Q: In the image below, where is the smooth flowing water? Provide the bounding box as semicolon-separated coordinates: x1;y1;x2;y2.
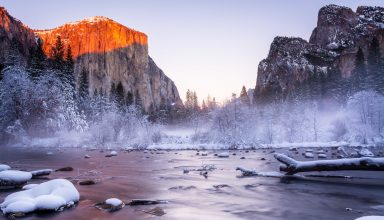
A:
0;146;384;220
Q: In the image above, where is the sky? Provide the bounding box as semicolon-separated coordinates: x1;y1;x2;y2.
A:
1;0;383;103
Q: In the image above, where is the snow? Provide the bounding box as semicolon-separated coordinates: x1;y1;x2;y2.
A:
304;152;314;158
217;152;230;158
30;169;53;177
318;153;327;159
359;148;374;157
275;153;384;172
236;167;283;177
0;165;11;172
0;179;79;214
355;216;384;220
0;170;32;184
22;184;38;190
105;198;123;207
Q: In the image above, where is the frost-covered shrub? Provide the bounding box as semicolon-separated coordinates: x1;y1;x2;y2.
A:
198;94;384;147
0;66;87;142
86;104;162;149
345;90;384;144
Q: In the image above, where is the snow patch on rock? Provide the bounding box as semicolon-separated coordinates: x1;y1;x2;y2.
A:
0;165;11;172
0;179;79;214
105;198;123;207
0;170;32;184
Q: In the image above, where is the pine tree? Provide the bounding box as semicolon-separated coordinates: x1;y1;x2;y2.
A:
239;86;250;105
110;82;116;102
93;88;98;97
28;38;46;79
367;37;382;92
352;47;366;92
126;91;134;106
201;100;208;113
51;35;65;71
192;91;199;111
185;89;192;109
77;68;90;117
0;63;4;77
63;44;75;87
115;81;125;108
78;68;89;99
135;89;142;108
4;38;23;67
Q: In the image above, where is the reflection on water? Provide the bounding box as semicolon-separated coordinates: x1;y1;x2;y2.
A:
0;146;384;220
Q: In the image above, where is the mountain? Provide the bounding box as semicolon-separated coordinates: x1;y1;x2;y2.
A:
254;5;384;103
0;7;36;68
0;8;182;112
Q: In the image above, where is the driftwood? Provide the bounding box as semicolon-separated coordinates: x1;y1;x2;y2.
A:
274;153;384;175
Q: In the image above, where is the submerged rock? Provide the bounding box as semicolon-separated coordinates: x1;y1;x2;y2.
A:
142;207;166;216
128;199;168;206
105;151;118;157
78;180;96;185
105;198;125;211
56;167;74;172
213;184;230;189
169;185;196;191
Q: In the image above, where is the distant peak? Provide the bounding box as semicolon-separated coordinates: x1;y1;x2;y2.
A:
82;16;112;23
65;16;114;26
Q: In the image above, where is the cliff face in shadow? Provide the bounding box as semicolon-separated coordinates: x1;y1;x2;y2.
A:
0;7;36;69
255;5;384;103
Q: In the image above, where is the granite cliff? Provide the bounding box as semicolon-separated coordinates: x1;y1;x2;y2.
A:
0;7;36;68
255;5;384;103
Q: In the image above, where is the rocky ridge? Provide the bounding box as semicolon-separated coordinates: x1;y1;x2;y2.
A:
255;5;384;102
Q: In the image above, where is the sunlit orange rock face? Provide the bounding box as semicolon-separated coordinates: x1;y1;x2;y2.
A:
35;16;148;58
34;16;182;112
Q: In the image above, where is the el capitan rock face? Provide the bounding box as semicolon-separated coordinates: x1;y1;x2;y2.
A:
255;5;384;103
35;16;182;112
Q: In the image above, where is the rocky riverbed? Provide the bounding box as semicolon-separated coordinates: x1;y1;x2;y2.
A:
0;146;384;219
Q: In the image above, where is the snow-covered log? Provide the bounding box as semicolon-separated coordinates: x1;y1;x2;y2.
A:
274;153;384;175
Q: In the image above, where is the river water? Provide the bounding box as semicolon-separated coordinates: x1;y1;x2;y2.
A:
0;146;383;220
